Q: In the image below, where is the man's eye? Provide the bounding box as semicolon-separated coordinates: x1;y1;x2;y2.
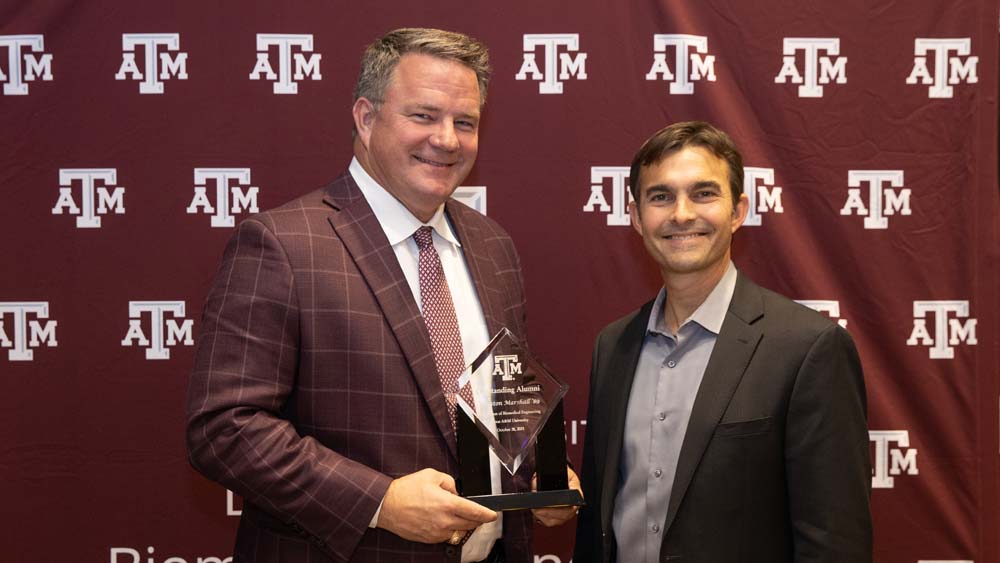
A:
456;120;476;130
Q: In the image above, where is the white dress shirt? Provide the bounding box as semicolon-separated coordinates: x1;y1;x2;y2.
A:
350;158;503;562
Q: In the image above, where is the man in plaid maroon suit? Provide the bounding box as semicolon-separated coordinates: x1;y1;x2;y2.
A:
186;28;578;563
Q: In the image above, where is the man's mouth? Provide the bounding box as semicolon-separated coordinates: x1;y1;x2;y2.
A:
664;232;707;240
414;155;453;168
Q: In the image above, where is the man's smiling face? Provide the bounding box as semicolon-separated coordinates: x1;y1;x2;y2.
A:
629;146;749;279
355;53;481;222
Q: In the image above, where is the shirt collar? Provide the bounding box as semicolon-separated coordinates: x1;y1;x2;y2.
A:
349;157;461;247
646;261;738;336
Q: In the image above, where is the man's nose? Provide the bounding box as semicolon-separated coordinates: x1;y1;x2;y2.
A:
672;196;696;223
429;121;460;152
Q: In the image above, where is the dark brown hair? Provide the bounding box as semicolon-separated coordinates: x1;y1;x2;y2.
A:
629;121;744;206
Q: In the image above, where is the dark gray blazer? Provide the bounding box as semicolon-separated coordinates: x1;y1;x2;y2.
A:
574;273;872;563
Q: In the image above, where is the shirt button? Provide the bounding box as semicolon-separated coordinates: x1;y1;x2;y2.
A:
651;523;660;533
653;469;662;478
667;360;676;368
657;412;666;421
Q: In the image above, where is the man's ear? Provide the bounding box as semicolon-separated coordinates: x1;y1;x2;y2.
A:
352;97;377;148
629;200;643;236
731;192;750;233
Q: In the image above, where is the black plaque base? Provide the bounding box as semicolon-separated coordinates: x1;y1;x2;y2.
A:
468;488;585;512
457;400;585;512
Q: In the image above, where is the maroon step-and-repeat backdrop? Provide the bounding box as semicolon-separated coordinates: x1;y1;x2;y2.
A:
2;1;997;562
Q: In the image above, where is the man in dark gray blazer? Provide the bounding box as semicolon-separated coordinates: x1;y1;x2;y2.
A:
187;28;577;563
573;121;872;563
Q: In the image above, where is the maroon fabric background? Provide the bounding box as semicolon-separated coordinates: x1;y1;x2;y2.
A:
1;2;997;562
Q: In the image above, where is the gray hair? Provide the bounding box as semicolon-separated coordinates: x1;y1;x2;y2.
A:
354;28;491;107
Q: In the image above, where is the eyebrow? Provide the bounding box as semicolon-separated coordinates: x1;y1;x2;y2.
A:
408;103;441;113
643;180;722;194
407;103;480;120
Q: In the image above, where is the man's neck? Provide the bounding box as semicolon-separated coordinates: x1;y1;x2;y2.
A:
660;258;730;334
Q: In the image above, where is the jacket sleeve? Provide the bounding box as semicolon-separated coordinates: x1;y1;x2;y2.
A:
573;330;607;563
185;218;392;562
785;324;873;563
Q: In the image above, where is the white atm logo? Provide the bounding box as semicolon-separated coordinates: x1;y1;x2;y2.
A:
645;34;716;95
840;170;910;229
870;430;918;489
774;38;847;98
186;168;260;227
907;301;977;359
452;186;487;215
742;167;784;226
907;38;978;99
250;34;321;94
515;34;587;94
582;166;631;226
227;489;243;516
0;302;57;362
121;301;193;360
52;168;125;228
0;35;53;96
492;355;522;381
795;300;847;328
115;33;188;94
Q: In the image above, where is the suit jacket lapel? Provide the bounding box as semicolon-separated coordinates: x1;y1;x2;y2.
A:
662;273;764;535
600;301;654;531
323;174;457;459
444;200;504;337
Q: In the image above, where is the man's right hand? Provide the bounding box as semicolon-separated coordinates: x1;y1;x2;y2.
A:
376;468;498;544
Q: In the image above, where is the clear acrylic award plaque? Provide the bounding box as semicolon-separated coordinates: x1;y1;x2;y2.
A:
454;328;584;511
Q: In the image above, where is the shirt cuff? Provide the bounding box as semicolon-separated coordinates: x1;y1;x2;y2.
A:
369;497;385;528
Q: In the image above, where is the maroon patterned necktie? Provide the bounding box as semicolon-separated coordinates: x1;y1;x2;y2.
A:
413;226;475;429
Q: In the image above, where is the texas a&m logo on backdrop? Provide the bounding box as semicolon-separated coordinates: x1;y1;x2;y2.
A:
906;38;978;99
452;186;487;215
583;166;631;226
0;35;53;96
907;300;977;359
121;301;193;360
52;168;125;228
774;38;847;98
645;34;716;95
515;34;587;94
742;167;784;226
0;302;57;362
870;430;918;489
795;300;848;328
250;34;321;94
840;170;910;229
186;168;260;227
115;33;188;94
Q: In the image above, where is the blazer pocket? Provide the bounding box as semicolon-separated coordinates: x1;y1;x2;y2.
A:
714;416;773;437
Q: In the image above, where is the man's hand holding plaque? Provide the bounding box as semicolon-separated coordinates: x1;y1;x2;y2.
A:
531;467;582;526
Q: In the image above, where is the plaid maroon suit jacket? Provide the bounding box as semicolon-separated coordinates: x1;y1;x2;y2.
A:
186;173;534;562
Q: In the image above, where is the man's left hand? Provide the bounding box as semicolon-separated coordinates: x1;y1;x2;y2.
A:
530;467;583;527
